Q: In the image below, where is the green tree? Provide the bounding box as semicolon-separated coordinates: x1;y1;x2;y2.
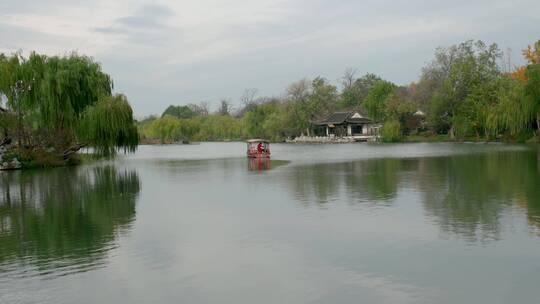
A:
217;99;232;116
363;81;396;121
424;40;502;137
486;41;540;140
286;79;312;135
309;77;338;116
0;52;138;160
195;115;242;141
148;115;182;143
78;94;139;156
525;64;540;135
162;105;197;119
486;78;527;136
384;87;418;134
242;101;278;138
285;77;337;136
339;73;384;109
261;111;288;141
380;119;402;142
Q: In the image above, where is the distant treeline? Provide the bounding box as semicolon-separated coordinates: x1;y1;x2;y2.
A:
138;39;540;143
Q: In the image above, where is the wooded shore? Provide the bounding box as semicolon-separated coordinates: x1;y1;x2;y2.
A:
137;40;540;145
2;39;540;170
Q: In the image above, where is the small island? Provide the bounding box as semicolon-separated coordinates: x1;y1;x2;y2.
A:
0;52;138;170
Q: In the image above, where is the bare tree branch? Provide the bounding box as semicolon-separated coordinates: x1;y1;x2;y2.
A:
286;79;311;103
241;88;258;106
341;68;357;89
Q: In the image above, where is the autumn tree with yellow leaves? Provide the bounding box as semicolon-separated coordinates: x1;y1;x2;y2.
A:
510;40;540;82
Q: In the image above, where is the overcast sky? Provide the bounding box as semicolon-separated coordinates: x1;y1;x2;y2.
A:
1;0;538;116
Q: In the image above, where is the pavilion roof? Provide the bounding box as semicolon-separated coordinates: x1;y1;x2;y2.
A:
313;111;373;125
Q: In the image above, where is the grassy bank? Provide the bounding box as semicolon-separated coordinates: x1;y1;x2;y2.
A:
404;133;539;143
1;148;101;170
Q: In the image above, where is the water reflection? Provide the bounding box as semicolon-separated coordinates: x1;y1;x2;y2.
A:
0;166;140;278
248;158;271;171
283;158;415;205
283;150;540;241
247;158;290;172
419;152;540;241
0;144;539;303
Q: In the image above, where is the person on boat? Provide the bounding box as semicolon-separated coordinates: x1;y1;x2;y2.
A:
257;142;264;153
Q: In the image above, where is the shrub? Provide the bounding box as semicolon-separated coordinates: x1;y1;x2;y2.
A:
380;120;402;142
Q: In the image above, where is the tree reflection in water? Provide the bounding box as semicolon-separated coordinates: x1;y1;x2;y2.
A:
285;158;414;205
0;166;140;277
283;150;540;241
418;151;540;241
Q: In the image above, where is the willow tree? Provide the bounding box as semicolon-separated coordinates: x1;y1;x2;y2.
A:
525;64;540;135
0;52;39;147
0;52;138;162
39;53;113;146
486;49;540;139
485;77;531;137
77;94;139;157
363;81;397;121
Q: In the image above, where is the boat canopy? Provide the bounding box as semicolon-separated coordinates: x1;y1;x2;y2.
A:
246;139;270;143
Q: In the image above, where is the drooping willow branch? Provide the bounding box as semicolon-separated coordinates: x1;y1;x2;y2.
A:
77;94;139;157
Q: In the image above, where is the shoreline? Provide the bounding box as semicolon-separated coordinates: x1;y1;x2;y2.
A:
3;137;538;171
138;134;540;145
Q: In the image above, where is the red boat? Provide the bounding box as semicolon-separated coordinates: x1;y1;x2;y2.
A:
246;139;270;158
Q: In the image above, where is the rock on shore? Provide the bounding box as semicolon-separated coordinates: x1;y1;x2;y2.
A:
0;147;22;170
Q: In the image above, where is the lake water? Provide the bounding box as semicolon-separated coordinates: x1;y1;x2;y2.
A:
1;142;540;304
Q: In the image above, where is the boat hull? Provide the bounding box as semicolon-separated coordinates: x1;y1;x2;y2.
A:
247;152;271;158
